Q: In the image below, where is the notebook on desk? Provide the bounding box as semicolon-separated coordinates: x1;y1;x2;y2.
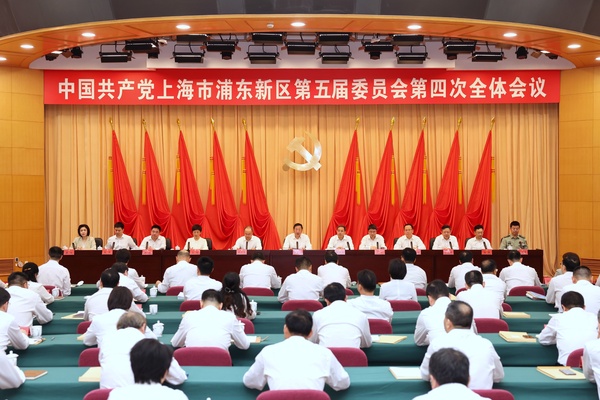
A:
536;366;585;380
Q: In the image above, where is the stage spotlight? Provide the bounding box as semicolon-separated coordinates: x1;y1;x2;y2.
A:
391;34;424;46
362;42;394;60
246;45;279;64
70;47;83;58
319;45;352;64
99;43;132;63
443;39;477;56
172;44;205;63
251;33;284;44
44;51;61;61
317;33;351;45
471;51;504;62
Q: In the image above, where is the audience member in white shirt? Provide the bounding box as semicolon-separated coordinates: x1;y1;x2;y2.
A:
84;268;143;321
559;266;600;316
282;223;312;250
107;338;189;400
448;251;480;291
113;263;148;303
431;225;460;250
0;349;25;390
183;256;223;300
379;259;418;301
22;262;54;304
326;225;354;250
139;224;167;250
414;280;451;346
106;222;138;250
239;252;281;289
547;252;579;309
480;259;507;303
232;226;262;250
456;270;502;319
221;272;255;320
394;223;426;250
37;246;72;296
6;272;53;327
184;224;209;250
113;249;146;291
278;256;324;303
349;269;393;322
499;250;542;295
420;301;504;390
539;291;598;365
464;224;492;250
583;310;600;399
155;250;197;293
0;288;28;351
317;251;351;288
359;224;387;250
402;248;428;290
243;309;350;392
311;283;372;348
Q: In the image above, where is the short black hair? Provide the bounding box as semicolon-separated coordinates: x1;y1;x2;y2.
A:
445;300;473;329
562;252;581;272
285;309;313;337
561;291;585;309
0;288;10;307
115;249;131;263
22;262;39;282
251;251;265;261
107;287;133;311
111;262;128;274
191;224;202;232
429;348;470;386
197;256;214;275
464;270;483;287
201;289;223;303
100;268;120;288
404;224;414;229
368;224;377;231
114;222;125;229
402;248;417;263
151;224;161;232
426;279;450;300
357;269;377;292
295;256;312;270
480;259;497;274
441;225;451;231
509;220;520;228
8;272;28;287
458;251;473;264
388;259;407;280
473;224;484;232
507;250;522;261
323;282;346;303
293;223;303;230
49;246;63;259
324;250;338;264
78;224;91;237
130;339;173;384
573;266;592;281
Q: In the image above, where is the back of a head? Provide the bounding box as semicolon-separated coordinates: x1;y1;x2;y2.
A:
115;249;131;264
130;339;173;384
197;256;214;275
323;282;346;303
458;251;473;264
402;248;417;263
357;269;377;292
285;309;313;337
324;250;338;264
388;258;407;280
0;287;10;308
464;270;483;287
507;250;521;262
100;268;120;288
251;251;265;262
426;279;450;300
573;266;592;282
562;252;581;272
107;286;134;311
117;311;146;330
202;289;223;304
429;348;470;386
445;300;474;329
176;250;190;259
222;272;241;292
48;246;63;260
22;262;39;282
111;262;128;274
561;291;585;310
295;256;312;270
8;272;28;287
480;259;497;274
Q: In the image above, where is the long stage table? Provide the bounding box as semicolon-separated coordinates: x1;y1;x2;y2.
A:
60;249;544;284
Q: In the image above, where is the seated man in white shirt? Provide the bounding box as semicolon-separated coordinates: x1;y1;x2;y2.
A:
431;225;459;250
171;289;250;350
114;249;146;291
326;225;354;250
394;223;426;250
561;266;600;316
349;269;393;322
414;280;451;346
183;256;223;300
139;224;167;250
282;223;312;250
547;252;580;309
278;256;324;303
359;224;387;250
37;246;72;296
232;226;262;250
499;250;542;295
0;348;25;389
414;348;488;400
480;259;507;303
184;224;209;250
0;288;28;351
107;339;189;400
155;250;197;294
583;310;600;398
243;309;350;392
239;252;281;289
379;259;418;301
106;221;138;250
85;268;143;321
311;283;372;348
6;272;53;328
456;270;502;319
402;248;428;290
100;312;187;389
420;301;504;390
448;251;480;291
539;291;598;365
113;263;148;303
464;224;492;250
317;251;351;288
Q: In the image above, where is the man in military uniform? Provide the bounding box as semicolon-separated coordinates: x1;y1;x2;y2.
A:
499;221;528;250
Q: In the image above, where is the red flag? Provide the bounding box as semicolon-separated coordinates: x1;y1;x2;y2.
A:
321;131;368;249
204;131;244;249
457;131;493;242
364;131;400;248
170;132;211;248
426;131;466;246
393;130;433;239
239;132;281;249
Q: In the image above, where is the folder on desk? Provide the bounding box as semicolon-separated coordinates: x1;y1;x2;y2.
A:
78;367;101;382
61;311;85;320
377;335;407;344
498;331;537;343
502;311;531;318
389;367;422;380
526;291;547;300
536;366;585;380
24;370;48;380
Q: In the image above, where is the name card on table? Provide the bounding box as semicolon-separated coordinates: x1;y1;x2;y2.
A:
142;249;153;256
63;249;75;256
374;249;386;255
481;249;493;255
334;249;346;256
101;249;113;256
442;249;454;255
236;249;247;256
190;249;201;255
292;249;304;255
519;249;529;256
415;249;422;255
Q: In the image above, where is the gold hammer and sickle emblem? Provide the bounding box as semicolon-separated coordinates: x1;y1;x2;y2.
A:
282;132;322;171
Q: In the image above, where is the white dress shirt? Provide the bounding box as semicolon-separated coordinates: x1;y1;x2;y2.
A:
414;297;452;346
0;311;28;351
394;235;426;250
456;284;503;319
171;305;250;350
420;328;504;389
119;273;148;302
6;285;53;327
413;383;489;400
431;235;459;250
108;383;189;400
359;234;387;250
464;237;492;250
499;262;542;295
27;281;54;304
183;275;223;300
100;327;187;389
482;274;506;303
583;337;600;399
277;270;324;303
83;287;144;321
405;264;428;290
184;237;209;250
326;235;354;250
37;259;72;296
157;261;198;293
379;279;418;301
106;234;138;250
0;350;25;389
448;263;481;290
84;308;127;347
317;262;351;288
139;235;166;250
539;306;598;365
282;233;312;250
243;335;350;391
559;280;600;316
125;268;146;290
232;235;262;250
311;300;372;348
239;260;281;289
546;272;574;308
348;295;393;321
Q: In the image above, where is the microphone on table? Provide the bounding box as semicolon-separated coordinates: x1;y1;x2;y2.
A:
146;242;149;249
449;241;453;249
187;241;190;251
296;241;299;249
72;242;76;250
347;242;350;250
376;242;380;249
483;241;488;249
410;241;413;249
519;241;523;249
246;241;248;250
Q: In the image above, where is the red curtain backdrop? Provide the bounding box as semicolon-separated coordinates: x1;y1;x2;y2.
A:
239;132;281;249
364;131;401;248
321;131;368;249
426;131;466;246
457;131;493;243
170;131;212;248
204;131;244;250
393;130;433;239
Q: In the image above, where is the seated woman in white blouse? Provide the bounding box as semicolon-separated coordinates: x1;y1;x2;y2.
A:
379;258;418;301
73;224;97;250
184;224;209;250
221;272;255;320
22;262;54;304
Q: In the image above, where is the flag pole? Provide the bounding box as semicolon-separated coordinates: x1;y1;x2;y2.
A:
422;117;427;130
355;117;360;130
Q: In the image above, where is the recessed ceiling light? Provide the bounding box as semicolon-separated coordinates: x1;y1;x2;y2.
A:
20;44;34;49
568;44;581;49
0;57;6;61
407;24;422;30
51;50;62;54
81;32;95;38
596;56;600;61
503;32;517;38
291;22;305;27
540;50;550;54
176;24;190;30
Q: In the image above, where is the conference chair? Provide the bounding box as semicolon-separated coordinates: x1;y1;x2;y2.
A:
43;285;55;294
132;238;138;246
502;303;512;312
173;347;232;366
473;389;515;400
388;300;422;312
243;287;274;296
257;390;331;400
429;238;435;249
393;237;399;247
415;288;426;296
83;389;112;400
79;348;101;367
238;317;255;334
474;318;509;333
507;286;545;296
77;321;92;334
455;288;467;295
94;238;103;248
329;347;368;367
368;319;393;334
165;238;171;250
206;238;213;250
179;300;201;312
566;348;584;368
281;300;323;312
166;285;184;296
345;288;354;296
